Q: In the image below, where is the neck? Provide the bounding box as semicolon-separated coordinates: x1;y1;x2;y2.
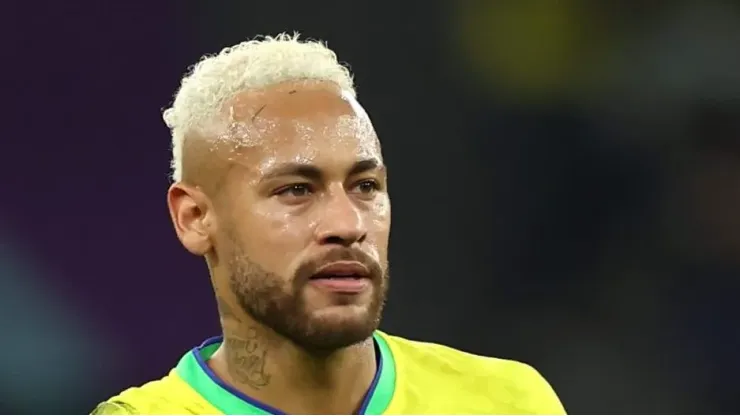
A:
208;305;378;414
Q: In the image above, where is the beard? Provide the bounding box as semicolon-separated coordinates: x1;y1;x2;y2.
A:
225;244;388;353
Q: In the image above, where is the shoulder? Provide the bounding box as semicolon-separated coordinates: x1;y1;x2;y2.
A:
91;375;176;415
91;401;138;415
91;371;213;415
380;332;566;414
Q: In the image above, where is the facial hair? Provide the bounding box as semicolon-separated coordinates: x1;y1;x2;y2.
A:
226;243;388;353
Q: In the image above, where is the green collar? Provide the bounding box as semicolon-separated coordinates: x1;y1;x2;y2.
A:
175;332;396;415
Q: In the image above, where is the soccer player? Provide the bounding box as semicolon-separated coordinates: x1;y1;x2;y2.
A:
92;33;566;415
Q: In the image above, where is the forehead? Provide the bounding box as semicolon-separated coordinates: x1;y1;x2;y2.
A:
222;81;381;173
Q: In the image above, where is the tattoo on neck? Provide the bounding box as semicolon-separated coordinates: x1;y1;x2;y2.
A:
216;295;242;322
225;327;272;389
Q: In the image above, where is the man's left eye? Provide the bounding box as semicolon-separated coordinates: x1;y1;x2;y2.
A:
354;180;379;194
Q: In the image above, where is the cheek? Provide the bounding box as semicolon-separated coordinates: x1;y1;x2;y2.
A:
372;195;391;222
227;208;312;278
366;196;391;254
248;204;315;255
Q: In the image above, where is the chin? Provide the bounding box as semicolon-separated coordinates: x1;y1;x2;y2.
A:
298;306;379;350
311;302;373;320
310;303;376;329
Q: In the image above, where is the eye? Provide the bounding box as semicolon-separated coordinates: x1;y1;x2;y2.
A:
275;183;313;198
353;179;380;195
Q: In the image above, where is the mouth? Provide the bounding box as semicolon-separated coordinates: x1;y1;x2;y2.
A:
310;261;370;280
308;262;371;293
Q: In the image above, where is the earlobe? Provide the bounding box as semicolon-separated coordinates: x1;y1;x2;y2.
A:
167;183;214;256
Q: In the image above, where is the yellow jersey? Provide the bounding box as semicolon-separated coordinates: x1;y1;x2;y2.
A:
92;331;565;415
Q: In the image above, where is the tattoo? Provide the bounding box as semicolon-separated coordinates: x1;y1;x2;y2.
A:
225;327;272;389
216;295;241;322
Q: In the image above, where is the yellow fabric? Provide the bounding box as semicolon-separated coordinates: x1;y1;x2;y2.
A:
92;371;221;415
381;333;565;415
92;333;565;415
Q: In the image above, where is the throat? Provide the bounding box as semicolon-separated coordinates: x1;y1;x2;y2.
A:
209;331;379;415
223;335;272;390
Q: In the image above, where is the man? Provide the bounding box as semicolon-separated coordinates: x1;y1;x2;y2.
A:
93;33;565;415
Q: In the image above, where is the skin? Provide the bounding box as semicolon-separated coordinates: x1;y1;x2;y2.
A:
166;80;391;414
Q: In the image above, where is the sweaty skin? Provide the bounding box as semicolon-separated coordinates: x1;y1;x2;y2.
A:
166;80;391;415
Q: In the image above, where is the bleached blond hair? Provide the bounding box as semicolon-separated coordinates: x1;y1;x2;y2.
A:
162;33;356;182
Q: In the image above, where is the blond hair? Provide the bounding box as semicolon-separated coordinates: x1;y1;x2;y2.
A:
162;33;355;181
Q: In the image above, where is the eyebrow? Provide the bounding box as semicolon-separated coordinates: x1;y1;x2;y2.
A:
260;159;384;182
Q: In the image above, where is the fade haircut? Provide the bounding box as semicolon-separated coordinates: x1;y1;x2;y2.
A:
162;33;356;182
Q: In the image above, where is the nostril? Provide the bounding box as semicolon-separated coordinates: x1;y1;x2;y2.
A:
321;233;367;246
324;236;345;245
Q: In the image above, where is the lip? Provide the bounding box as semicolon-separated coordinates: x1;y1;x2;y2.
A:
312;261;370;278
309;277;370;294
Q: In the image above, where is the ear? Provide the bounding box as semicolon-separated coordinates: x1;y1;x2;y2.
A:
167;182;215;256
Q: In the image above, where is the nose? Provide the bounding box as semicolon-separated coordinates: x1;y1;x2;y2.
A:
315;188;367;247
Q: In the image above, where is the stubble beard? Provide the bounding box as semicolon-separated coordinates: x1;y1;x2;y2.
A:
226;247;389;354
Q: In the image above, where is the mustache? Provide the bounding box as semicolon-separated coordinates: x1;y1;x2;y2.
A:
294;248;384;282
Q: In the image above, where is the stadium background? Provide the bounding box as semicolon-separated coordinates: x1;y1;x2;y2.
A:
2;0;740;413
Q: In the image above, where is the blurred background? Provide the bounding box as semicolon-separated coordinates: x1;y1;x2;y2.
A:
2;0;740;413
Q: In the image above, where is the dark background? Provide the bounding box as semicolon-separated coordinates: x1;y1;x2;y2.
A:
2;0;740;414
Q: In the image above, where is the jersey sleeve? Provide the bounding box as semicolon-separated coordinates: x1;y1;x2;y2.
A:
90;401;139;415
518;363;566;415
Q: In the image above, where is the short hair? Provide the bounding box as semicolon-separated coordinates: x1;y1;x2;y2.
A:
162;33;356;182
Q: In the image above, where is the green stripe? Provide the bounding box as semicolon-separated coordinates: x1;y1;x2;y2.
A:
176;332;396;415
364;332;396;414
175;343;270;415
